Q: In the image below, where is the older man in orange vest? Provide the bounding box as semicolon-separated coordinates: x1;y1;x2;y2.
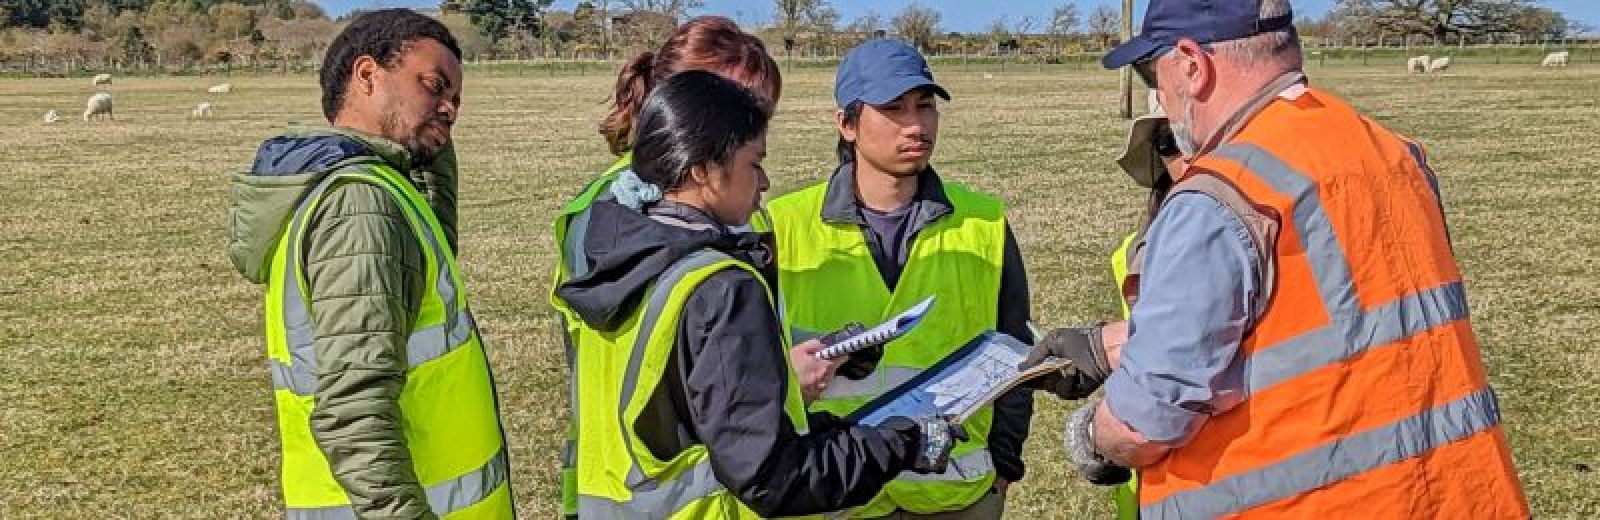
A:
1021;0;1531;517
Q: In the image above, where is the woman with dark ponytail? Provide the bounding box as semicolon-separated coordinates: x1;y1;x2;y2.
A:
556;70;959;518
548;16;788;516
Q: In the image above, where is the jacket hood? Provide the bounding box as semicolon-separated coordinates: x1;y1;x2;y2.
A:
556;200;774;331
225;126;411;283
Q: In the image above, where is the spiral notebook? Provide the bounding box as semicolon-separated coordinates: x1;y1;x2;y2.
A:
814;296;936;360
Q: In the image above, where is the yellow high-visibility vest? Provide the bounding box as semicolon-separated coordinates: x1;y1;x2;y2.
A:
766;178;1006;516
264;163;512;519
569;249;815;518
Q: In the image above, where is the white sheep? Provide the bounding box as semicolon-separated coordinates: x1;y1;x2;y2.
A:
1427;56;1452;74
207;83;232;94
92;73;112;87
1408;55;1431;74
192;102;214;118
83;92;113;122
43;110;61;124
1541;51;1570;67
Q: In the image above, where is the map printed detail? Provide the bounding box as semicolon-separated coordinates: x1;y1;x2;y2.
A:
849;332;1072;426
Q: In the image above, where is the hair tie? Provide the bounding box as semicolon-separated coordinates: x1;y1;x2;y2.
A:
610;169;663;210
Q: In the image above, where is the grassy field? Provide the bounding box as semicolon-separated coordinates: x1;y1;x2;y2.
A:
1;61;1596;518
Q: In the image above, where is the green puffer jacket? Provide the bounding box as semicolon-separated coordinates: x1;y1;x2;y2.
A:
227;126;459;519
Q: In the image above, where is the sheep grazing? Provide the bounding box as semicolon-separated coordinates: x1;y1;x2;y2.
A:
92;73;112;87
1428;56;1452;74
192;102;214;118
1408;55;1431;74
43;110;61;124
207;83;232;94
1541;51;1570;67
83;92;113;122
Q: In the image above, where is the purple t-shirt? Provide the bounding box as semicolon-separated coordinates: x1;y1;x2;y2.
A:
859;202;917;289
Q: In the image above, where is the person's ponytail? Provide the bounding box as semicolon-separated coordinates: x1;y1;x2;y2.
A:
600;51;655;156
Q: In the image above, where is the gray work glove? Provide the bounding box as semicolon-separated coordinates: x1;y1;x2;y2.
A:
882;416;969;474
818;322;880;380
1066;402;1132;486
1021;325;1113;400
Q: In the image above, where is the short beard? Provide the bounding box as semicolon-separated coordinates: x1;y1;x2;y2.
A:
1169;86;1201;158
378;111;437;166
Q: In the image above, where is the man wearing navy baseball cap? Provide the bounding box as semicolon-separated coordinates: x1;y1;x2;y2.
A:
1022;0;1530;518
762;38;1037;518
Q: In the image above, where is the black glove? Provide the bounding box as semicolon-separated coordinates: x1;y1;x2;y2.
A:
882;416;969;474
1021;325;1113;400
1065;402;1132;486
818;322;880;380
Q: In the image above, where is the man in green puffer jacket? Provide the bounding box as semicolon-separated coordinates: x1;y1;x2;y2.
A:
227;10;511;519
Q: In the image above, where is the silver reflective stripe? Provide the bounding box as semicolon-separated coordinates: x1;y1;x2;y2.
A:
285;506;354;520
1212;145;1359;320
269;358;313;395
1211;144;1472;398
1142;387;1502;518
271;168;478;395
819;366;919;400
1241;281;1467;394
285;449;509;519
577;459;725;519
426;449;510;514
564;189;615;280
896;448;995;482
565;206;594;277
615;250;735;490
275;171;343;392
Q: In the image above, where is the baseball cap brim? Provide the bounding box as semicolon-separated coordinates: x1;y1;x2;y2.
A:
857;76;952;106
1102;34;1165;69
1116;113;1170;188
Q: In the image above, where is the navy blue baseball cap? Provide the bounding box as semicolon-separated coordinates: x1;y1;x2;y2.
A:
1102;0;1295;69
835;39;950;108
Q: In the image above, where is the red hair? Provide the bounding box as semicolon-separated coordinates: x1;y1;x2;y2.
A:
600;16;782;156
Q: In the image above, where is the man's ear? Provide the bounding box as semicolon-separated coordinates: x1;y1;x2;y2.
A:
352;55;381;97
1173;39;1214;100
836;108;858;144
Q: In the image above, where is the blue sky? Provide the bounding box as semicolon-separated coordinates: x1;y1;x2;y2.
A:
317;1;1599;34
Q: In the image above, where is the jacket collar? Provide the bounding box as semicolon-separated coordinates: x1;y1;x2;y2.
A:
820;162;953;225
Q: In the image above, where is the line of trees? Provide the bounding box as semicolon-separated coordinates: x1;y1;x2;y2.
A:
506;0;1131;61
1300;0;1583;45
1;0;1587;74
0;0;337;73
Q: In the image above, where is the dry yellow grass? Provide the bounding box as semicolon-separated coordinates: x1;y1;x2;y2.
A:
1;62;1596;517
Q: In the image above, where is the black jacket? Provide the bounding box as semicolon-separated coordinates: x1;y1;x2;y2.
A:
555;200;919;517
817;163;1037;483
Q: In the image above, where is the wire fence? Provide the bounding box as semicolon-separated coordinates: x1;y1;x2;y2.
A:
3;42;1595;79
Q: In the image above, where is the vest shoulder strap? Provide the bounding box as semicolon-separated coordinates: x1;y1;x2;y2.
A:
1126;173;1280;319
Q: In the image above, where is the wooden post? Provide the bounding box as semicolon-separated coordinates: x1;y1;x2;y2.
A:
1119;0;1134;119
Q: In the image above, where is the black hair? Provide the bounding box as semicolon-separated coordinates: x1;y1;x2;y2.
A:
632;70;769;193
835;100;864;165
320;9;462;122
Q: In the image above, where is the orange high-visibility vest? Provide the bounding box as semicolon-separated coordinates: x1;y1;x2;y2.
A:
1130;87;1529;518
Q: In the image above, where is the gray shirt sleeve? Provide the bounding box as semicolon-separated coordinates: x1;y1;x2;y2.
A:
1102;192;1260;445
